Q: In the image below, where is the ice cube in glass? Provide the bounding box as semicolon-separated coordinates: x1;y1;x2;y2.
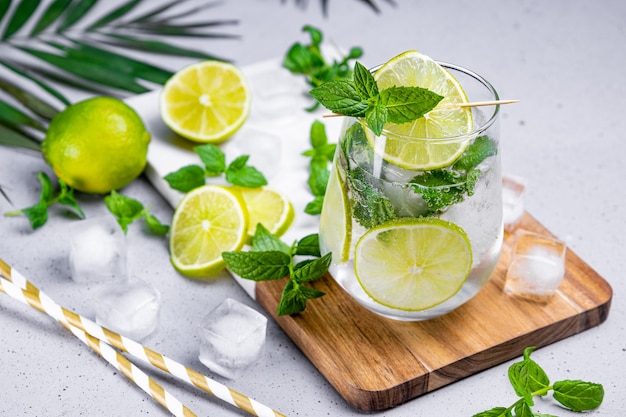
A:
505;230;567;301
69;216;127;284
93;279;161;341
198;298;267;379
502;174;527;232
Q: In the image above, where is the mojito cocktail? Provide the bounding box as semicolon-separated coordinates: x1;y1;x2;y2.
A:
317;51;503;321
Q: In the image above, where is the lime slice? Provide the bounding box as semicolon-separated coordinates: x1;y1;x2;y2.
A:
234;186;295;239
372;50;473;170
169;185;248;277
160;61;251;143
354;218;472;311
319;166;351;263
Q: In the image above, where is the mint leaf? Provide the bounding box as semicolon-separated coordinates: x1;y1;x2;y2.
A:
309;119;330;149
164;164;206;192
349;166;396;228
365;101;388;135
508;348;550;402
295;233;322;257
353;61;378;99
21;203;48;229
292;252;332;283
453;135;497;171
144;213;169;235
277;280;324;316
251;223;291;254
471;407;511;417
380;86;443;124
307;158;330;197
225;155;267;187
222;251;291;281
513;401;533;417
552;380;604;411
409;170;467;214
104;190;145;233
309;81;368;116
304;196;324;215
195;144;226;176
57;179;85;218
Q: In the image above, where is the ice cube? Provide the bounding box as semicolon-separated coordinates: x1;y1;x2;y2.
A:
198;298;267;379
69;216;127;284
502;174;527;232
504;230;567;302
222;128;282;180
93;279;161;341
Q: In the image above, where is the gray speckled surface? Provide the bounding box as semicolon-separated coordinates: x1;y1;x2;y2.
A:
1;1;624;416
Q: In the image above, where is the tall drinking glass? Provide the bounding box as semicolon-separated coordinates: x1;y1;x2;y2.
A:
319;63;502;321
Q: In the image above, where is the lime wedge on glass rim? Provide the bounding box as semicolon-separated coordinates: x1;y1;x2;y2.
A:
354;218;472;311
370;50;474;170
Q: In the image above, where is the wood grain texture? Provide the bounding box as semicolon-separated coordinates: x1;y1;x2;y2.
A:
255;213;612;411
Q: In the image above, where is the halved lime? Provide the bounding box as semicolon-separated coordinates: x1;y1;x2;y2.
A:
169;185;248;277
354;218;472;311
233;186;295;240
371;50;473;170
319;165;352;263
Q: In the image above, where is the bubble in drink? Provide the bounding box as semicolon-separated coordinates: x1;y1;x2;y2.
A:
68;216;127;284
198;298;267;379
93;279;161;341
505;230;566;302
502;174;527;232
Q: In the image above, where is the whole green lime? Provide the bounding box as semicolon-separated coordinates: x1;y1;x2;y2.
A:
42;96;151;194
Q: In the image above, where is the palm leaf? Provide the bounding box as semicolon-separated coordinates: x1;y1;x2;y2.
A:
0;123;42;151
2;0;40;39
30;0;72;35
1;60;70;106
85;0;141;31
0;99;46;131
56;0;98;32
0;72;62;118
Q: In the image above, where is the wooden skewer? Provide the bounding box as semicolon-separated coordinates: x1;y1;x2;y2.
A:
322;99;519;118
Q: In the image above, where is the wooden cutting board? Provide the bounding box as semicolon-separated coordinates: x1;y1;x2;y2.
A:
255;212;613;411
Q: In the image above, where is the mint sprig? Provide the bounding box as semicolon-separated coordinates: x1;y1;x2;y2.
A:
310;61;443;135
473;346;604;416
222;224;330;316
283;25;363;111
104;190;169;235
4;171;84;229
302;120;336;214
164;144;267;192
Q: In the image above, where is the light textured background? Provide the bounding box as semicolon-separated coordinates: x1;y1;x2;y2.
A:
0;1;624;416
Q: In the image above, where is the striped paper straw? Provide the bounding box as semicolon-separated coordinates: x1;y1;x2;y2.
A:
0;274;197;417
0;259;286;417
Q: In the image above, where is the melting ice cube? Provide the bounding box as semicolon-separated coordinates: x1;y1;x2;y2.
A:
198;298;267;379
505;230;567;301
93;279;161;341
69;216;127;284
502;174;527;232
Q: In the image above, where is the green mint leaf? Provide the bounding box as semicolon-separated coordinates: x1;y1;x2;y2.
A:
309;119;328;149
308;159;330;196
299;284;325;300
309;81;368;116
304;196;324;215
552;380;604;411
104;191;145;233
21;203;49;229
507;349;550;401
144;213;169;236
513;401;533;417
277;280;307;316
295;233;322;256
283;43;316;75
353;61;378;99
57;179;85;219
380;86;443;124
302;25;322;47
225;155;268;187
222;250;290;281
164;164;206;193
292;252;331;283
453;135;497;172
471;407;511;417
37;171;54;204
349;166;396;228
409;170;466;214
195;144;226;176
365;101;388;136
251;224;291;254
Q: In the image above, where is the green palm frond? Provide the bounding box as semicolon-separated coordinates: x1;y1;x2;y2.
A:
0;0;238;152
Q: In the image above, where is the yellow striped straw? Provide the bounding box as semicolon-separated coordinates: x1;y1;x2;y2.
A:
0;259;287;417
